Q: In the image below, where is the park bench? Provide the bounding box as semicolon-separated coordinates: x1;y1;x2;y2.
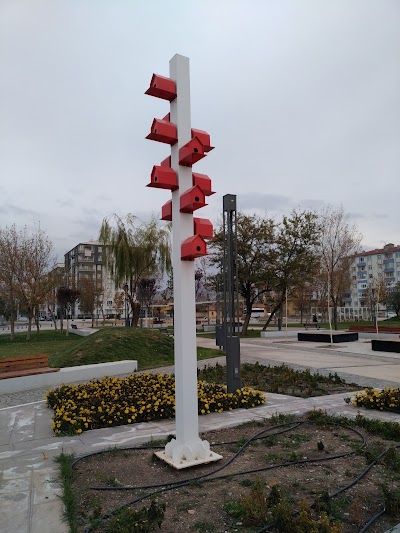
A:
158;327;172;336
303;323;320;330
71;324;78;329
349;325;400;334
0;354;59;380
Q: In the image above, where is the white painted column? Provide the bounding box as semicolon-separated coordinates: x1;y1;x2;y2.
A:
156;54;221;469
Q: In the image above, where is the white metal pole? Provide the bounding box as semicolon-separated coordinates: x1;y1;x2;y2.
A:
158;54;221;468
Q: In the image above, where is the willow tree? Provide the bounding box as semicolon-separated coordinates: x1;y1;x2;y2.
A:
99;214;171;327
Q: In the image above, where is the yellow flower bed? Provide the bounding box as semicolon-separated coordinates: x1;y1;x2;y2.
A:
46;373;265;435
351;386;400;412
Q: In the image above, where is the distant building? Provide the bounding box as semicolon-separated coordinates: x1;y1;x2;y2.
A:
344;243;400;315
64;241;117;319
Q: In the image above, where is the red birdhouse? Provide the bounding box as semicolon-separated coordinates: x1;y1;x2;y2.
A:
194;218;213;239
180;185;206;213
179;137;206;167
146;118;177;145
161;156;171;167
181;235;207;261
161;200;172;221
192;172;215;196
191;129;214;152
147;166;178;191
145;74;177;102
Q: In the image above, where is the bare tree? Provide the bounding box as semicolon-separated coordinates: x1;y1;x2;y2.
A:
78;277;103;328
17;225;58;339
0;225;19;340
319;205;362;329
57;287;80;334
0;224;58;340
113;291;124;324
137;277;159;326
361;274;388;324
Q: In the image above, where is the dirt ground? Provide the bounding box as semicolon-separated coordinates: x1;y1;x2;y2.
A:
72;415;400;533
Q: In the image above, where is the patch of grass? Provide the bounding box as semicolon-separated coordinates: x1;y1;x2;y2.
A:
307;409;400;442
198;362;356;398
280;433;311;448
192;521;216;532
382;484;400;517
105;499;166;532
0;328;222;368
95;473;123;487
55;452;78;533
0;330;84;360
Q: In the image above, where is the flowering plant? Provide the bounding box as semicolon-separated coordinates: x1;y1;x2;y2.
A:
350;387;400;412
46;373;265;435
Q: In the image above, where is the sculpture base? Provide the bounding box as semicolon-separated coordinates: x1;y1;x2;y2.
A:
155;438;223;470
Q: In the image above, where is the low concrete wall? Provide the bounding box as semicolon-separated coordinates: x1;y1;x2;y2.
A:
68;327;98;337
1;360;138;394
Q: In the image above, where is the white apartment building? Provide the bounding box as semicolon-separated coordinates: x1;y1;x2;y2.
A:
64;241;118;319
346;243;400;311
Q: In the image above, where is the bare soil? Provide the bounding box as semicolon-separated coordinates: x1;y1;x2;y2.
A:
72;415;400;532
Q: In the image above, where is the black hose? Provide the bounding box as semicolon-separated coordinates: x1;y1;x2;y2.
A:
358;508;386;533
76;419;369;532
89;422;303;491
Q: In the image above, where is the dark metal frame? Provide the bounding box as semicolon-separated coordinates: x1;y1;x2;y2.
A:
221;194;241;392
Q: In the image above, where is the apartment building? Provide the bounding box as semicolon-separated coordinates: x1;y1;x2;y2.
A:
64;241;117;319
346;243;400;311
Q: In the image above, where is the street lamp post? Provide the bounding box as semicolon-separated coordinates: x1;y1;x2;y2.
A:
123;284;129;327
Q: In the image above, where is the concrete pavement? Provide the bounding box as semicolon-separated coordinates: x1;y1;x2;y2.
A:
2;330;400;533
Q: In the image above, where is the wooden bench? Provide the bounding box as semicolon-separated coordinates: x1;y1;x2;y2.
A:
349;325;400;334
303;323;320;330
0;354;59;380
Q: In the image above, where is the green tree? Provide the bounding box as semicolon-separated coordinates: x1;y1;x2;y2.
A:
211;210;320;335
211;213;277;335
99;214;171;327
387;282;400;317
261;210;320;330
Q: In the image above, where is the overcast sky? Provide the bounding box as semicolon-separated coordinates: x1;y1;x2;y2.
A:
0;0;399;261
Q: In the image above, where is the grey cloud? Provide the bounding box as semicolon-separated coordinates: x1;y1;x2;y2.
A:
56;198;75;208
0;203;39;217
239;193;293;211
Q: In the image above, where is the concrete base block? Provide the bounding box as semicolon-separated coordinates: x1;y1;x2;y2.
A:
155;448;223;470
372;339;400;353
0;360;138;393
68;327;98;336
298;331;359;343
203;325;216;332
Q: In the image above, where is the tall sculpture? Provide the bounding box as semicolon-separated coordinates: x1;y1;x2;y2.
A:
145;54;221;469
